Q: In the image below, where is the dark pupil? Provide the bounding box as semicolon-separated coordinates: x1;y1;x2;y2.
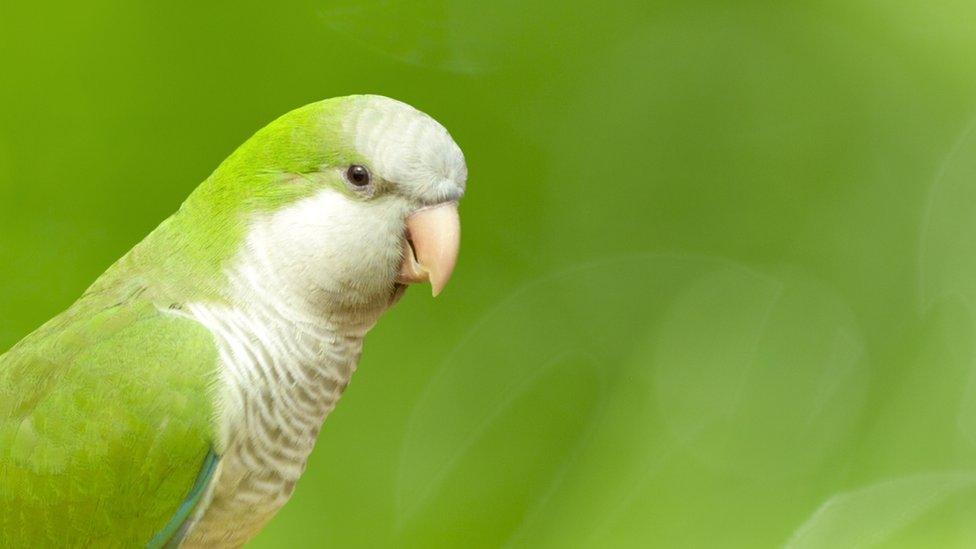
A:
347;165;370;186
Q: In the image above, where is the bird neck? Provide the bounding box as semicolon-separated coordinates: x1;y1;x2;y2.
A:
187;237;395;457
180;267;376;543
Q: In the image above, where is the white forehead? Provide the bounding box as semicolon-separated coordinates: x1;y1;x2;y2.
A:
343;95;467;202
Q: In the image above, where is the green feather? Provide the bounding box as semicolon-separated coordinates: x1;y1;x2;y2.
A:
0;95;374;545
0;266;219;545
96;96;364;305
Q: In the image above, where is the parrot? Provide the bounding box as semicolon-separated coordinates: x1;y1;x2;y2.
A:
0;95;466;547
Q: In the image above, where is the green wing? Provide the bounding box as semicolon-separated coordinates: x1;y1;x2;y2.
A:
0;282;219;547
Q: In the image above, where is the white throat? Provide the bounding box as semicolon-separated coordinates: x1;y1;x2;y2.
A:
201;187;408;446
178;188;408;546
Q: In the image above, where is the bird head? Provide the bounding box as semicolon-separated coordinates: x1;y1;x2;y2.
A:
171;95;466;315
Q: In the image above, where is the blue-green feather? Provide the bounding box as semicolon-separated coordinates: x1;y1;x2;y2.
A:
148;449;220;549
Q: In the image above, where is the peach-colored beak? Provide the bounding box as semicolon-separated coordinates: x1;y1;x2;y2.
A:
397;202;460;297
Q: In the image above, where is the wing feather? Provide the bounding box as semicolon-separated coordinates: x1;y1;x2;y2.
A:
0;289;219;546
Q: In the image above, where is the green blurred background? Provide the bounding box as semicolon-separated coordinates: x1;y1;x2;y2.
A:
4;1;976;547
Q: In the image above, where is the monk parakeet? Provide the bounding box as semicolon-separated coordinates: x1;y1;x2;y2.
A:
0;95;466;547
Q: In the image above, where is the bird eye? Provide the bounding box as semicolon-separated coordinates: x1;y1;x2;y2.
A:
346;165;371;187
